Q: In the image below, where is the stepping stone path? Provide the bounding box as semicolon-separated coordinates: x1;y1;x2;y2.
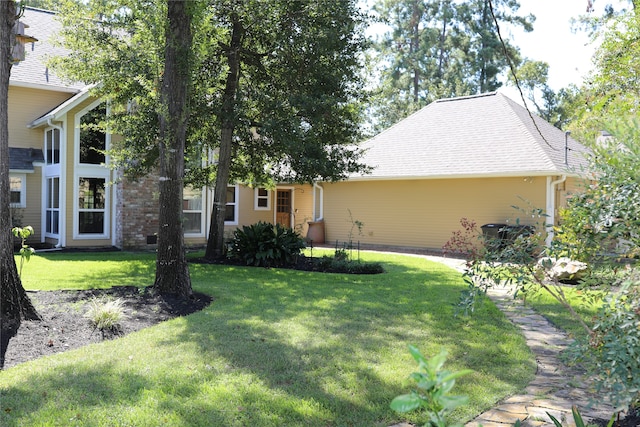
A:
390;255;616;427
466;285;615;427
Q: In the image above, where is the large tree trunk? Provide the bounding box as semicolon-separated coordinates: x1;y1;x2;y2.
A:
204;14;243;261
0;0;41;369
153;0;193;297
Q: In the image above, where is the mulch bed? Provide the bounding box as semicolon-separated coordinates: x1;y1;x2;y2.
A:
3;286;211;369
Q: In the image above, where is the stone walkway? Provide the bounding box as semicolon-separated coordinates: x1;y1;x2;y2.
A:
393;255;615;427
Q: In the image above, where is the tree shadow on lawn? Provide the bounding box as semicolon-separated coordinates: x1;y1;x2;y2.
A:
2;256;534;426
168;260;534;424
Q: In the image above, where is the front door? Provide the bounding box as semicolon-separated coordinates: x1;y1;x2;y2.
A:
276;189;292;228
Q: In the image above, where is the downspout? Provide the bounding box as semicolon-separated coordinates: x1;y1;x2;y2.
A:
313;182;324;221
47;118;64;248
545;175;567;246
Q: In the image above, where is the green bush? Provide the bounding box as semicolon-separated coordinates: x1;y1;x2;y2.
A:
315;255;384;274
228;221;306;267
568;277;640;411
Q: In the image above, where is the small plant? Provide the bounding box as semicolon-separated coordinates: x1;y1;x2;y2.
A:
84;298;127;339
390;345;472;427
228;221;306;268
346;208;364;243
442;218;480;259
12;225;35;278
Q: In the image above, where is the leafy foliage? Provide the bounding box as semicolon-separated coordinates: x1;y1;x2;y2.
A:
368;0;534;130
568;276;640;411
390;346;472;427
228;222;306;268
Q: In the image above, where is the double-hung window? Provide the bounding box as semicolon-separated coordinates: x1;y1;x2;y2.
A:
9;174;26;208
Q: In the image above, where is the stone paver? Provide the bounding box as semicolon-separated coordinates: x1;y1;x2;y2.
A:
414;256;615;427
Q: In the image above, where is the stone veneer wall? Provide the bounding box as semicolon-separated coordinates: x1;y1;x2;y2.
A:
116;171;160;250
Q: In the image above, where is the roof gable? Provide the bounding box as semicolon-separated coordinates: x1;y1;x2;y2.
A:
354;92;589;180
10;7;84;92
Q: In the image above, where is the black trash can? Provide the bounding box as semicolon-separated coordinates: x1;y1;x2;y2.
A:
481;223;508;251
502;225;535;242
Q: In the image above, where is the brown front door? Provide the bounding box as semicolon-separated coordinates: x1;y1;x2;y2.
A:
276;189;292;228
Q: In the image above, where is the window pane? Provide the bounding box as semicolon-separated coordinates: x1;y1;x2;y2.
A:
10;191;21;204
78;178;106;209
10;176;21;204
183;212;201;233
183;187;202;210
46;210;59;235
80;106;106;164
224;205;235;222
258;188;268;197
47;178;59;209
257;198;268;207
79;212;104;234
226;186;235;203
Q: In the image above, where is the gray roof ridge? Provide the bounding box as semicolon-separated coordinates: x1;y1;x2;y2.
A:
367;92;498;143
498;93;560;171
24;6;57;15
434;91;498;104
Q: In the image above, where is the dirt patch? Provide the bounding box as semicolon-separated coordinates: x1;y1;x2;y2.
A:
3;286;211;369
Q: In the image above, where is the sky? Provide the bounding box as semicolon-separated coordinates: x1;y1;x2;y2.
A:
365;0;630;104
500;0;625;91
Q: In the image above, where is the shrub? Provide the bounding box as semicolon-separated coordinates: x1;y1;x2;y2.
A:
315;255;384;274
84;298;126;338
228;221;306;268
568;277;640;411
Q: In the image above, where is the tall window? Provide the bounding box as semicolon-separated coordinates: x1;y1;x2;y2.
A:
45;128;60;165
45;177;60;235
79;105;106;165
183;186;203;234
78;177;106;234
225;185;238;224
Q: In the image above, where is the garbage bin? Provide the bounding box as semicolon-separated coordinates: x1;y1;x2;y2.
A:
306;220;325;244
502;225;535;242
481;223;507;250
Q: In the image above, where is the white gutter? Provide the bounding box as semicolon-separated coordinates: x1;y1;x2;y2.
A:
46;118;65;248
312;182;324;221
545;175;567;246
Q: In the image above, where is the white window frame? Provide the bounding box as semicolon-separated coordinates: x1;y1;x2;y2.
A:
183;185;206;237
45;128;61;165
9;173;26;208
225;185;239;225
254;187;271;211
76;176;109;238
77;102;107;166
73;101;111;240
44;176;61;238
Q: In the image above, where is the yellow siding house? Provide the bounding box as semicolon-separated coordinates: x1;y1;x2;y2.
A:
312;93;590;252
9;7;314;250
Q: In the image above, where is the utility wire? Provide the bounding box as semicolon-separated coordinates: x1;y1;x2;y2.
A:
487;0;559;152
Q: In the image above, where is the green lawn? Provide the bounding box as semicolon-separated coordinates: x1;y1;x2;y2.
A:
520;285;603;340
1;250;535;426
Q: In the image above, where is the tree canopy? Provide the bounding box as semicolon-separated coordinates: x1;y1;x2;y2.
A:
51;0;370;259
368;0;534;131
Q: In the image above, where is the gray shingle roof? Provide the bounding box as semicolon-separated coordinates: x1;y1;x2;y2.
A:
354;92;590;180
10;7;84;92
9;147;45;171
